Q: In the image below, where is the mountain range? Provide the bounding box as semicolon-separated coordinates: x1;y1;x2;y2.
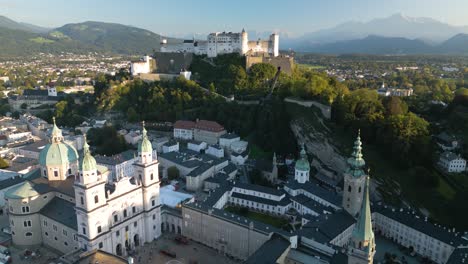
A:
1;14;468;56
0;15;172;56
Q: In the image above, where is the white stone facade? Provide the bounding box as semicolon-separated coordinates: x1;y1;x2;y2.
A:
161;30;279;58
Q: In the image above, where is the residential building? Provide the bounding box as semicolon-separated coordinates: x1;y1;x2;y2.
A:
193;120;226;145
438;151;466;173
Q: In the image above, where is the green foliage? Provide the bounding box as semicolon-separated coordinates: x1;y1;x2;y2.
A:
53;96;87;127
332;89;431;167
167;166;180;181
0;157;8;169
86;127;129;156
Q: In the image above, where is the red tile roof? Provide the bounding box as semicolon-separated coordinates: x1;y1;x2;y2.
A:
195;120;225;132
174;120;196;130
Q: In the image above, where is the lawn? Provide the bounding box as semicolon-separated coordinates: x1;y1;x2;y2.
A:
224;206;288;229
29;37;55;44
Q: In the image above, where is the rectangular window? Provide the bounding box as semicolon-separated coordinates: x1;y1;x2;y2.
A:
116;230;120;236
53;225;58;231
99;242;103;249
23;220;32;227
97;226;102;233
54;171;58;177
22;206;30;213
132;206;136;213
82;228;86;235
63;229;67;236
43;220;47;226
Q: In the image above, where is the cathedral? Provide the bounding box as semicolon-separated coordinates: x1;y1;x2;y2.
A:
5;119;161;257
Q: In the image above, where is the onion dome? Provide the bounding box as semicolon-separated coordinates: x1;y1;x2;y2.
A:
138;121;153;153
295;145;310;171
80;134;96;172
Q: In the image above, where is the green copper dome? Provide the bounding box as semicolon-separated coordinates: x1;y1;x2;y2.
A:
80;136;97;171
39;142;79;166
347;130;366;178
295;145;310;171
39;117;79;167
5;181;40;199
138;121;153;153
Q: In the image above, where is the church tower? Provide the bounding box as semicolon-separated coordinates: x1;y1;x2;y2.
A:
134;121;161;243
74;134;109;251
241;28;249;55
295;145;310;184
343;130;367;216
348;176;376;264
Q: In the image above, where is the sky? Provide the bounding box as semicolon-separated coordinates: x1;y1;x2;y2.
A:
1;0;468;37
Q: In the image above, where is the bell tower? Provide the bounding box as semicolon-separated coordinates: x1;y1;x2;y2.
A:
343;130;367;216
74;134;108;251
134;121;161;242
294;145;310;184
348;176;376;264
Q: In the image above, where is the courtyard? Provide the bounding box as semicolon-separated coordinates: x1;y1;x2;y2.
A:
132;233;241;264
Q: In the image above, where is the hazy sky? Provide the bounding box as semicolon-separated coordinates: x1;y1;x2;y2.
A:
2;0;468;36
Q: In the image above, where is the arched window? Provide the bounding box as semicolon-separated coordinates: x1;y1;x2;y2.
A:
123;209;127;218
97;226;102;233
25;232;33;237
348;185;352;192
94;195;99;204
113;214;118;223
358;186;362;193
68;168;72;175
80;196;84;205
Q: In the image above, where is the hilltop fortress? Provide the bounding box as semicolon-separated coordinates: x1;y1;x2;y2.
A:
160;29;279;58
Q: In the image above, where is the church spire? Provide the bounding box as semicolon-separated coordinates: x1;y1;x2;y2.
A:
347;130;366;177
348;174;375;263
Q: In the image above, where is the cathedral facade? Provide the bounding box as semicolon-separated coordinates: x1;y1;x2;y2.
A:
6;120;161;257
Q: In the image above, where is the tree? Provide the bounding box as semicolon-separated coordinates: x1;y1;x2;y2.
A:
20;103;27;110
382;96;408;116
127;107;138;122
0;158;8;169
167;166;180;181
248;63;277;88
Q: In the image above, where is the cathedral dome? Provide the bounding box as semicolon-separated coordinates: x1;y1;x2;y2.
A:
39;143;79;166
39;118;78;167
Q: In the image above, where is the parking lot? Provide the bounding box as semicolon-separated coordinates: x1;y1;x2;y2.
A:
133;233;241;264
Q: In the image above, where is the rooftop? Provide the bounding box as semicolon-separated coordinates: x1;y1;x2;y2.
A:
245;234;290;264
300;210;355;244
374;205;465;246
40;197;78;229
194;120;225;132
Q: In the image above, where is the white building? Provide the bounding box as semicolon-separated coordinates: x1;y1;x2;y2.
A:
187;141;207;153
5;120;162;257
130;56;153;76
206;145;224;158
173;120;195;140
161;29;279;58
438;151;466;173
162;141;179;154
